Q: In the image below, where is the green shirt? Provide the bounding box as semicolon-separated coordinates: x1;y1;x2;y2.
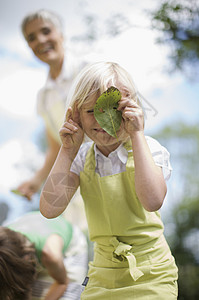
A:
8;211;73;262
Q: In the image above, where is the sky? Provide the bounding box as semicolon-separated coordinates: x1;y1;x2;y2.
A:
0;0;199;194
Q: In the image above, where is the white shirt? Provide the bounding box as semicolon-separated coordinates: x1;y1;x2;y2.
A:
70;136;172;181
36;50;86;143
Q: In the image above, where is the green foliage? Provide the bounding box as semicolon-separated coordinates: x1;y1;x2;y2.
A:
154;122;199;198
10;189;24;197
94;87;122;138
177;264;199;299
172;197;199;299
153;121;199;299
150;0;199;78
172;197;199;262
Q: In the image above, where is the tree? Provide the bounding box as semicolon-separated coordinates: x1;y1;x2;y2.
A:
153;122;199;299
150;0;199;78
154;122;199;200
172;197;199;299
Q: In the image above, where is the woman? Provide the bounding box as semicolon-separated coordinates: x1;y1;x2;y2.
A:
17;9;85;201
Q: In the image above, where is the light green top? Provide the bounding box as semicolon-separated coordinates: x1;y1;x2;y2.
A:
8;211;73;262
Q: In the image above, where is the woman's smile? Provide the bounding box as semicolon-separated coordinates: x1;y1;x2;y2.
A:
38;43;54;55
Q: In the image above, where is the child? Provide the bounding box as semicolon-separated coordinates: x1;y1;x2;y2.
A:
40;61;178;299
0;211;88;300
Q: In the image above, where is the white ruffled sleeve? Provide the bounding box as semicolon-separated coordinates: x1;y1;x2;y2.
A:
146;136;172;181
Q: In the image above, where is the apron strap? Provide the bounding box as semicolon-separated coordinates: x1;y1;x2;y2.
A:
123;139;135;170
83;143;96;173
110;237;144;281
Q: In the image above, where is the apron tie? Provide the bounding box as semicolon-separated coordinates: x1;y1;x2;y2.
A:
111;238;144;281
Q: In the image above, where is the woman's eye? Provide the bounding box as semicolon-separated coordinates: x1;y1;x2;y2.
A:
27;34;35;42
87;109;94;113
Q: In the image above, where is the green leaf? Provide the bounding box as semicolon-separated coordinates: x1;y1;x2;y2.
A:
94;86;122;138
11;189;24;197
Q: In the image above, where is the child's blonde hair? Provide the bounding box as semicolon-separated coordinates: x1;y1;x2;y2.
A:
67;61;141;116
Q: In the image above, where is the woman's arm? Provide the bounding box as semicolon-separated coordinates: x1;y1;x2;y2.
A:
17;130;60;200
36;130;61;182
40;108;84;218
41;234;68;300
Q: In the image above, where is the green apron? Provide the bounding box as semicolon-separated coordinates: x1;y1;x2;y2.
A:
80;142;178;299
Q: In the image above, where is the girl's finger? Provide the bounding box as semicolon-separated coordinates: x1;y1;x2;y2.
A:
59;124;78;135
62;119;78;130
68;119;79;131
123;111;137;119
73;102;81;126
118;98;139;110
64;107;72;122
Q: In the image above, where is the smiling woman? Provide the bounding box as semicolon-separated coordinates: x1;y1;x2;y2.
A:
15;9;86;201
22;13;64;78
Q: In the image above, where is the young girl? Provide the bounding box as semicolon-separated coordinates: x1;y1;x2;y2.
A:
0;211;88;300
40;61;178;299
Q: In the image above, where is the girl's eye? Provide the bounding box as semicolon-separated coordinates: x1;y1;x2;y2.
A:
42;27;51;35
87;109;94;113
125;92;130;98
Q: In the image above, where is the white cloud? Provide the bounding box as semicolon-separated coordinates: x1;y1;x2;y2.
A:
0;139;44;191
0;68;46;118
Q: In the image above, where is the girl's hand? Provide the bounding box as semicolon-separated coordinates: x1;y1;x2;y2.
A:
118;98;144;137
59;105;84;152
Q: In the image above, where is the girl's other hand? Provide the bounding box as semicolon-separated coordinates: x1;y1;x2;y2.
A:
59;106;84;151
118;98;144;136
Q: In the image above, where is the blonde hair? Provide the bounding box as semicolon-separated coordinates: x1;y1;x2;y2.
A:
67;61;141;116
21;9;63;40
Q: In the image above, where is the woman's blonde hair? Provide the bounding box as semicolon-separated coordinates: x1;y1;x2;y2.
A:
67;61;141;116
21;9;63;40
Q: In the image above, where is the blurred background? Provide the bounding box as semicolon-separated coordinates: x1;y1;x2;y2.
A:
0;0;199;298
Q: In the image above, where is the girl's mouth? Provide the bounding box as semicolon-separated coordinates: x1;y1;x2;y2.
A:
94;128;106;133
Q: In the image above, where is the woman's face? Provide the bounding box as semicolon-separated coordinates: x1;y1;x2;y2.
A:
24;18;64;65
